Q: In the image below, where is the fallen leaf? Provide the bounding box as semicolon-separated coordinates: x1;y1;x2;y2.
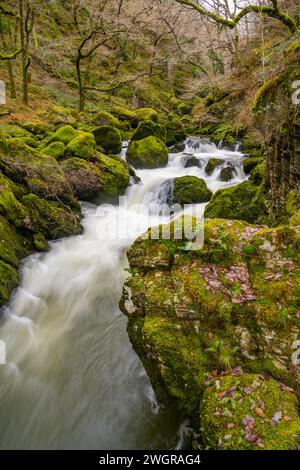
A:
271;411;282;425
254;407;264;418
284;416;292;422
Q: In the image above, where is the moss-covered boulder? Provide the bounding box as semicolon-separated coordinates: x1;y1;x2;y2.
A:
126;136;168;169
42;141;65;160
22;120;50;136
37;104;77;128
220;165;235;182
205;158;222;175
0;132;74;203
0;215;30;268
0;259;19;306
135;108;158;122
0;124;34;140
49;125;78;145
92;111;121;128
64;132;96;161
61;154;130;200
184;156;203;168
120;218;300;435
61;158;102;200
201;373;300;450
205;181;267;224
92;125;122;154
98;154;130;196
22;193;82;239
0;171;28;226
165;115;186;146
173;176;212;204
131;120;166;143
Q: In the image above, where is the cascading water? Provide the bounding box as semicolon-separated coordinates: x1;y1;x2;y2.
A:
0;137;247;449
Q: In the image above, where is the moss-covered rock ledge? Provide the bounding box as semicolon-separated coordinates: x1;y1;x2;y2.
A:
120;216;300;450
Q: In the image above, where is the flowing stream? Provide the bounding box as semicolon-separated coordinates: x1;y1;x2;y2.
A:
0;137;247;449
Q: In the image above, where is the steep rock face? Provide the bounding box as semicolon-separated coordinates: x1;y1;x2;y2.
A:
120;217;300;448
253;42;300;223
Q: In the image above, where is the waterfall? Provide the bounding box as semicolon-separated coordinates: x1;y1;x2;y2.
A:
0;137;247;449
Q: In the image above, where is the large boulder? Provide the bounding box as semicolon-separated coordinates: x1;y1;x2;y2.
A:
49;125;78;145
92;125;122;154
126;136;168;169
120;218;300;447
205;181;267;224
131;120;166;143
135;108;158;122
205;158;222;175
64;132;96;161
61;154;130;200
173;176;212;204
92;111;121;128
42;141;65;160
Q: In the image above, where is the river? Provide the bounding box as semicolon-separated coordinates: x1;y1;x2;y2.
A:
0;137;247;449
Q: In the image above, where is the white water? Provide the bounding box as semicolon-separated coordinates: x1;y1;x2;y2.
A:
0;137;246;449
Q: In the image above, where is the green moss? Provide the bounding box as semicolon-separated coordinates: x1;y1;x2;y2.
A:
22;193;82;239
0;132;74;203
131;315;210;414
173;176;212;204
92;125;122;154
0;171;29;225
205;158;222;175
220;165;235;182
0;259;18;307
0;124;33;139
243;157;262;174
249;162;265;185
22;120;50;135
290;209;300;226
131;120;166;143
42;141;65;159
10;136;39;149
135;108;158;122
33;232;49;251
64;132;96;161
201;373;300;450
0;215;29;267
126;136;168;169
92;111;121;128
98;154;130;196
49;125;78;145
205;181;267;224
252;76;281;111
111;106;138;123
165;115;186;146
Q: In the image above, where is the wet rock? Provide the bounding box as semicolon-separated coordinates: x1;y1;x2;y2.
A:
220;164;236;182
205;158;223;175
92;125;122;154
173;176;212;204
120;218;300;421
126;136;168;169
